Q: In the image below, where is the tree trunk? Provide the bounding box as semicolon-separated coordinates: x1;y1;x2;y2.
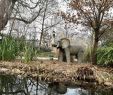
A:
0;0;17;31
92;31;99;65
39;0;48;49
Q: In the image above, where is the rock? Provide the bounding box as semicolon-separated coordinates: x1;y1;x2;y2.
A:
17;75;22;79
56;83;67;94
12;68;21;74
0;68;9;72
104;82;113;86
48;82;67;94
32;73;38;77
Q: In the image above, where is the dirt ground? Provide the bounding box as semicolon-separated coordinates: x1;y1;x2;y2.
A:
0;60;113;88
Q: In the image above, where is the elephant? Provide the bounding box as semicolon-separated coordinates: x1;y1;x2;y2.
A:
51;31;86;63
56;38;85;63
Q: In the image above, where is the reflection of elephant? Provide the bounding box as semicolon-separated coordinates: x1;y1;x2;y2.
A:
51;31;86;63
56;38;85;63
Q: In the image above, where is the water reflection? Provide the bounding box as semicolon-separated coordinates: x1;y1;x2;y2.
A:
0;75;112;95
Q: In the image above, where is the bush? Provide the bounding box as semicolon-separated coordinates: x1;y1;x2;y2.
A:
101;40;113;47
0;36;51;62
0;36;36;62
0;37;18;61
97;47;113;66
22;44;36;63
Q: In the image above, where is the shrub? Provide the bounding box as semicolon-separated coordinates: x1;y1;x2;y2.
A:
0;37;18;61
0;36;36;62
0;36;50;62
97;47;113;66
22;44;36;63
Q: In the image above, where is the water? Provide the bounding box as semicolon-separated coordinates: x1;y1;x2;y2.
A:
0;75;112;95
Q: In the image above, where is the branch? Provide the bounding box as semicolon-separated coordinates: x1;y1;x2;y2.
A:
44;21;61;31
18;0;42;9
98;26;110;39
10;8;43;24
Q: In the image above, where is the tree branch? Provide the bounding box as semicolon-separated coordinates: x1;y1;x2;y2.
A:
18;0;42;9
10;8;43;24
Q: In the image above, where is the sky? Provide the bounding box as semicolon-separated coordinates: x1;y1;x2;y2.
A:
58;0;67;12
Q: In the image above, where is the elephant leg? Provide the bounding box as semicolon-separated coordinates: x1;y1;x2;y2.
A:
63;54;66;62
65;48;70;63
78;51;84;63
58;51;63;62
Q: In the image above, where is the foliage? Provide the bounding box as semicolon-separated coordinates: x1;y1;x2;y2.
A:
58;0;113;64
0;35;53;62
0;36;37;62
97;46;113;66
15;36;26;52
0;37;18;61
22;44;37;63
101;41;113;47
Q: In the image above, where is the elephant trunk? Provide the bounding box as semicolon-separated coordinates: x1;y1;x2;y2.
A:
51;31;57;47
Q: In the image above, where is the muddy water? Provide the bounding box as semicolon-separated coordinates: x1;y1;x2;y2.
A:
0;75;112;95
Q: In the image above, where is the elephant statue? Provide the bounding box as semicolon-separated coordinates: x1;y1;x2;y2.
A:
51;31;86;63
56;38;85;63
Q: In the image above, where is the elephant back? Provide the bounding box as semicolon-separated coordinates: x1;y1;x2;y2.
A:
69;38;88;49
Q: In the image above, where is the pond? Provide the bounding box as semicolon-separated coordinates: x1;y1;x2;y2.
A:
0;75;112;95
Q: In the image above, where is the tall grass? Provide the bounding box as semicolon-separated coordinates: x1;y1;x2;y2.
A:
96;41;113;66
0;37;18;61
0;36;37;62
22;44;36;63
97;46;113;66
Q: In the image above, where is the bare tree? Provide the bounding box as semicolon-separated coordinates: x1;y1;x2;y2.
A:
36;0;59;48
100;27;113;43
0;0;17;31
0;0;45;32
2;0;60;50
59;0;113;64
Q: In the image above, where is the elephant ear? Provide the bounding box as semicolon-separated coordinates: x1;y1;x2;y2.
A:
61;38;70;48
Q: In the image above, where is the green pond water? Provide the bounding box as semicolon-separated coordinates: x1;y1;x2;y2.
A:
0;75;112;95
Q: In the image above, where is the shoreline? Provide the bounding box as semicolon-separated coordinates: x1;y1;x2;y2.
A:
0;61;113;88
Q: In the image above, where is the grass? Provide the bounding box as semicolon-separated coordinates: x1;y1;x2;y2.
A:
37;51;53;57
